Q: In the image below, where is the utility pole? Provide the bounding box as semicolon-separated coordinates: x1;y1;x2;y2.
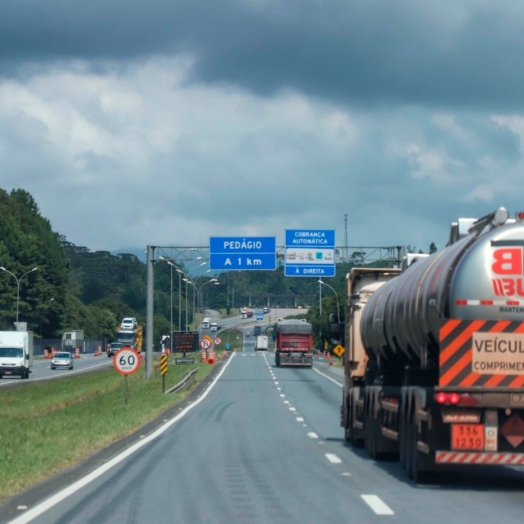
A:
144;245;155;379
344;213;348;261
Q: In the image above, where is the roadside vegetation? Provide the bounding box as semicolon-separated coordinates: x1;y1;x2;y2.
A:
0;359;217;501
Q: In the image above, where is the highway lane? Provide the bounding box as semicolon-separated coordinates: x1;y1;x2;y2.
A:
7;346;524;524
0;353;113;389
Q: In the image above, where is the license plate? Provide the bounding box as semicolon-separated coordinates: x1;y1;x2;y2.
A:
5;371;12;375
451;424;485;450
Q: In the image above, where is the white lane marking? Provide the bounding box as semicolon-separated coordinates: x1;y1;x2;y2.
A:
277;387;281;391
280;394;285;398
289;407;296;411
313;367;343;387
326;453;342;464
274;381;279;385
7;353;237;524
303;424;308;427
342;472;351;476
284;400;289;404
296;417;304;422
0;361;112;387
361;495;394;516
308;432;318;439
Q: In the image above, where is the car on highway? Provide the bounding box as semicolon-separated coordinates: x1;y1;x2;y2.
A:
120;317;137;330
263;307;269;313
107;342;123;357
50;352;74;370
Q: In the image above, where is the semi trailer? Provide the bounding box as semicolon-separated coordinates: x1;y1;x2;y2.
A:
274;319;313;367
339;207;524;481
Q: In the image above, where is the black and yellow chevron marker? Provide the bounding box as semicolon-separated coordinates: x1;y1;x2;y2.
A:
160;354;168;376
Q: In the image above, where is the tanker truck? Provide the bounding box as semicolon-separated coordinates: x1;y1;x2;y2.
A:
274;319;313;367
339;207;524;482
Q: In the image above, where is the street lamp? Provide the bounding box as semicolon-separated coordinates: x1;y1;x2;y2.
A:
318;279;340;322
181;260;206;330
184;278;219;329
159;256;176;344
0;267;38;324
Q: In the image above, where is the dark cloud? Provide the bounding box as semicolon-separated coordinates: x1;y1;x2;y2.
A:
1;1;524;109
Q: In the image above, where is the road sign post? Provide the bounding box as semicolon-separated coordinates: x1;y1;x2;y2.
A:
209;237;277;270
284;229;336;277
113;347;141;404
160;353;168;393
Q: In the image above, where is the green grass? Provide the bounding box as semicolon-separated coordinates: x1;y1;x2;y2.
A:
0;359;215;501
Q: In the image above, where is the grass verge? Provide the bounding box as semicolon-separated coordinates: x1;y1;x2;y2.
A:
0;357;216;501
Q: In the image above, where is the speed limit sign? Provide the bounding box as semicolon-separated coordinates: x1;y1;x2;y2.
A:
114;347;141;375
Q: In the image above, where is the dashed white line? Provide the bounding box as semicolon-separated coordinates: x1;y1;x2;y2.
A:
284;400;289;404
342;472;351;476
280;394;285;398
325;453;342;464
308;432;319;439
361;495;394;515
296;417;304;422
289;407;296;411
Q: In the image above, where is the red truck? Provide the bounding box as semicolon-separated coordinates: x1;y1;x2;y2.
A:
274;319;313;367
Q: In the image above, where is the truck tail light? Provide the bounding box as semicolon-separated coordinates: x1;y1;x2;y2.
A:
435;392;479;406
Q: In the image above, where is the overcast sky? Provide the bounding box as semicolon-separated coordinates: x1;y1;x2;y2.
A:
2;0;524;256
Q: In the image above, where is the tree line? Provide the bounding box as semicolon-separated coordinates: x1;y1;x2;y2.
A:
0;187;437;348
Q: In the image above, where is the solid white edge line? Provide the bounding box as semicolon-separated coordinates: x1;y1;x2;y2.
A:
0;361;112;387
361;495;394;515
8;353;237;524
313;367;343;387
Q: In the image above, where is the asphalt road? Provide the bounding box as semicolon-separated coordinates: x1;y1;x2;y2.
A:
6;341;524;524
0;353;113;389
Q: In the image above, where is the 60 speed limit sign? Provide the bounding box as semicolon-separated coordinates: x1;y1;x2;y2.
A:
113;347;141;375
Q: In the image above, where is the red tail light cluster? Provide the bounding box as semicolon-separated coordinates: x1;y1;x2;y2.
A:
435;392;478;405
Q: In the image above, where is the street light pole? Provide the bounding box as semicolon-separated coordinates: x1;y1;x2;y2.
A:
318;279;340;322
0;267;38;324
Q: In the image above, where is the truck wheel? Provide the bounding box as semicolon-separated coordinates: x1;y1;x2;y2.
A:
408;416;430;483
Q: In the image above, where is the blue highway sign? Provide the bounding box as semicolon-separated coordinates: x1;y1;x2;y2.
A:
285;229;336;278
210;237;276;271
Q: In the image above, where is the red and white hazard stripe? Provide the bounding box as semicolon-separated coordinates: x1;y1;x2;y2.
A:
455;299;524;306
436;451;524;464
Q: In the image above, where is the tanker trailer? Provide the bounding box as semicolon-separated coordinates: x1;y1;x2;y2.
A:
341;207;524;482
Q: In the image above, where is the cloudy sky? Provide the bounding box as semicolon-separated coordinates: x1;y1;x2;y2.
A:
1;0;524;256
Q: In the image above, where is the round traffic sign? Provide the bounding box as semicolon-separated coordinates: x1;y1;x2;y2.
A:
214;337;222;345
113;347;141;375
200;337;212;350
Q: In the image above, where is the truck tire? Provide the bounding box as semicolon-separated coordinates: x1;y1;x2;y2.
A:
407;413;431;483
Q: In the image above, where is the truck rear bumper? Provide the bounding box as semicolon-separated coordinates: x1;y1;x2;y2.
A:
0;366;26;377
436;451;524;465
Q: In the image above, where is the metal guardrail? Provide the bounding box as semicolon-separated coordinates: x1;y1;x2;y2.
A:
165;368;198;394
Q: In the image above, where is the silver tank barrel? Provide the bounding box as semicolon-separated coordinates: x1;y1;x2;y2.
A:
361;220;524;369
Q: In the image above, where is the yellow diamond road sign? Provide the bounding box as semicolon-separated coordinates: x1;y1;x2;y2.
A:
333;344;345;357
